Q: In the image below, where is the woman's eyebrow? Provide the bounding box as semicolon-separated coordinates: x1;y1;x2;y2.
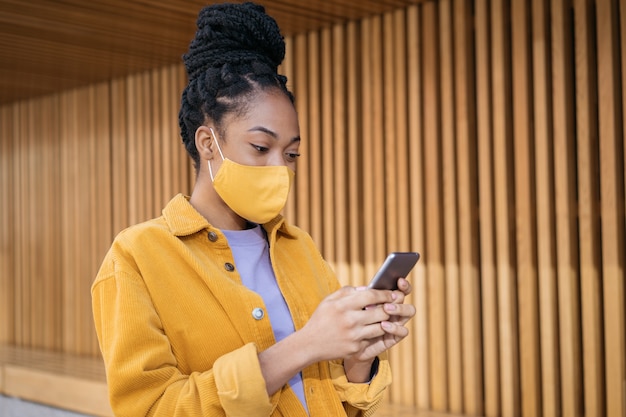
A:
248;126;301;143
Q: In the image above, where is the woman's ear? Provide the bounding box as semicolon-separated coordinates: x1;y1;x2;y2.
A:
195;125;216;161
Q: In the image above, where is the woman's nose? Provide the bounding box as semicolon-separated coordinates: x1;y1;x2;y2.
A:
267;152;287;167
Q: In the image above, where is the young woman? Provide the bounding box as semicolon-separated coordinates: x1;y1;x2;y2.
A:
92;3;415;416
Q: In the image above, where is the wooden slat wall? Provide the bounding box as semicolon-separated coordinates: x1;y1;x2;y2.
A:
0;1;624;416
0;64;190;355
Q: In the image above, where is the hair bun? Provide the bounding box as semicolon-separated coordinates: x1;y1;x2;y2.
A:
184;2;285;80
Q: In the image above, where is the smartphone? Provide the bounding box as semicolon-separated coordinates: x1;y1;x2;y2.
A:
368;252;420;290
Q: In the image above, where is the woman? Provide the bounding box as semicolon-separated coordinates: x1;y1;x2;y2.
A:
92;3;416;416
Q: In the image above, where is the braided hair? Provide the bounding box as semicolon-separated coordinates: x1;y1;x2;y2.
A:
179;2;294;169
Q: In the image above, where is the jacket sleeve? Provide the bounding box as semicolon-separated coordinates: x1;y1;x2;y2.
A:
329;353;391;417
91;253;277;417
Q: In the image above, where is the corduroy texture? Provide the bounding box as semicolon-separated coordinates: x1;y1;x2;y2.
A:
92;194;390;417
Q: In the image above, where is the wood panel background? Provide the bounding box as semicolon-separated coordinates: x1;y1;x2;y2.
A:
0;1;624;416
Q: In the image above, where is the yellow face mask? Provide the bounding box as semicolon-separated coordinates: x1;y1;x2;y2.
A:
208;128;295;224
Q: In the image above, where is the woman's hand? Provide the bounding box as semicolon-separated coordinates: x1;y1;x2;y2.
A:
259;280;416;392
343;277;415;382
299;286;396;363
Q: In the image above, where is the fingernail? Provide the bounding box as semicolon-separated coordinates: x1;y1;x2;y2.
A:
385;303;397;311
382;321;392;330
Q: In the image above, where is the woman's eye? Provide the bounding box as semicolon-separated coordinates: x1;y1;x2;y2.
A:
252;144;269;153
285;152;301;162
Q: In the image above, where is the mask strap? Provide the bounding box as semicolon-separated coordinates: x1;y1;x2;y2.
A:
209;127;226;161
208;127;225;182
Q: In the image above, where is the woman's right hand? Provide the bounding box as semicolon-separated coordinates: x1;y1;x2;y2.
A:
299;286;396;363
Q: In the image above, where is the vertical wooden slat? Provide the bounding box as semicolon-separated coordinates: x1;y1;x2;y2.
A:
331;25;350;287
453;0;482;414
78;87;93;353
422;2;447;411
551;1;583;415
597;1;626;417
40;96;62;350
84;87;97;353
383;11;398;257
345;21;363;288
320;28;335;263
21;99;36;347
476;1;500;415
27;99;41;347
574;1;605;416
371;15;386;278
159;67;173;206
307;32;323;247
361;16;375;284
151;70;163;214
174;65;192;196
531;0;561;415
50;94;63;350
131;75;146;223
16;101;30;347
126;76;140;226
393;8;411;257
60;89;80;353
0;104;15;344
142;74;155;220
361;15;386;280
282;36;296;219
111;78;129;235
294;33;310;232
511;0;541;416
438;1;462;413
326;25;353;285
406;4;429;410
491;1;520;415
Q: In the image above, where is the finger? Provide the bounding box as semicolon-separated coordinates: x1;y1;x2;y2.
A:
381;321;410;339
397;278;412;295
358;304;391;325
359;322;388;340
325;285;357;301
353;289;395;308
383;302;416;318
390;290;406;304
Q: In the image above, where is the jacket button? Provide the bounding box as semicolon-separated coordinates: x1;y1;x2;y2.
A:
208;231;218;242
252;307;265;320
224;262;235;272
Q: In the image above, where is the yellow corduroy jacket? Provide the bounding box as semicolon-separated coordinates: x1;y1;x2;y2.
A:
92;194;391;417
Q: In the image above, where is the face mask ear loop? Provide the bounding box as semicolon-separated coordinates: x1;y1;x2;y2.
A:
208;127;225;182
209;127;226;160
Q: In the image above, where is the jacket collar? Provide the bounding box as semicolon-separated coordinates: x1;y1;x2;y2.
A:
162;194;297;238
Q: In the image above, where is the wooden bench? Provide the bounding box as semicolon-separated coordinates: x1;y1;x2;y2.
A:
0;344;460;417
0;345;113;417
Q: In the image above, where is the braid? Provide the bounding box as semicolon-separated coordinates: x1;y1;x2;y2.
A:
178;2;294;169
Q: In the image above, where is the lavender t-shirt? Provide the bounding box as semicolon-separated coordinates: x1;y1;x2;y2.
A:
222;225;308;413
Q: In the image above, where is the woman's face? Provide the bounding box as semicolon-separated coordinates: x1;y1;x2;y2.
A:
213;90;301;171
